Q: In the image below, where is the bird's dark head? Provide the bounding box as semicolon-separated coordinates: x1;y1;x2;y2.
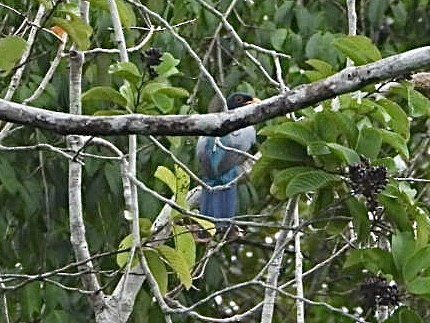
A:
226;92;260;110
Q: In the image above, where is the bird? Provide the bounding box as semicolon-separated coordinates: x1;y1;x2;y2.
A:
196;92;259;222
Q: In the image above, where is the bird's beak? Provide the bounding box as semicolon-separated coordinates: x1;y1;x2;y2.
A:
245;97;261;105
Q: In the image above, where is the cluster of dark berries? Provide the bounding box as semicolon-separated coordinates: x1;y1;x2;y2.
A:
347;158;388;211
360;276;400;311
143;47;163;79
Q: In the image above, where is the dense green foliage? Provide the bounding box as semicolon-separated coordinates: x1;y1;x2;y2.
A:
0;0;430;322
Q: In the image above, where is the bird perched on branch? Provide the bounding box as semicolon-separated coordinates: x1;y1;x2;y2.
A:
196;93;259;222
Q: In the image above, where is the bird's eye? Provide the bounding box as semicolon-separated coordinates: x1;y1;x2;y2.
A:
235;96;243;103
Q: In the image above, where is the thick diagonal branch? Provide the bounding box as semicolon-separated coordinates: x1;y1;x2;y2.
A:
0;46;429;136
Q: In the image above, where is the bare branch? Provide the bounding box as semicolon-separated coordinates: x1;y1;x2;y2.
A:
0;46;429;136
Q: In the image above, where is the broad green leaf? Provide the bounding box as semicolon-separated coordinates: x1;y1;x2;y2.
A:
116;234;135;268
315;110;348;143
403;246;430;282
259;122;317;146
51;15;92;50
407;86;430;117
304;59;336;81
87;0;136;28
0;36;26;72
345;197;370;242
142;82;165;99
81;86;127;107
156;245;192;290
119;81;136;109
173;225;196;270
307;141;331;156
145;250;168;296
154;166;176;194
260;138;310;162
385;307;424;323
377;129;409;159
355;127;382;160
332;35;381;65
21;283;42;320
270;166;317;200
343;248;396;275
377;99;410;139
152;92;174;113
285;170;340;197
391;231;416;271
116;219;151;267
155;53;180;79
326;143;360;164
109;62;142;85
270;28;288;51
305;32;344;67
379;195;412;232
175;165;190;209
406;277;430;295
416;210;430;249
157;86;189;98
0;159;22;194
190;216;216;237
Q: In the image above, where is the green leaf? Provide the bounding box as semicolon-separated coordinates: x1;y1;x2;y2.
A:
156;245;192;290
326;143;360;164
343;248;396;275
377;129;409;159
270;166;317;200
21;283;42;320
173;225;196;270
260;138;310;162
407;86;430;117
304;59;336;81
416;210;430;249
377;99;410;140
385;307;424;323
392;231;416;271
259;122;318;146
175;165;190;209
116;234;136;268
145;250;168;296
81;86;127;107
157;86;189;98
355;127;382;160
403;246;430;282
109;62;142;85
406;277;430;295
0;36;26;72
379;195;412;232
285;170;340;197
155;53;180;79
51;15;92;50
270;28;288;51
332;35;381;65
87;0;136;28
307;141;331;156
154;166;176;194
345;197;370;242
152;92;174;113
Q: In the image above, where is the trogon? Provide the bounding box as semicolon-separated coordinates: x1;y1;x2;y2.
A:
196;93;258;220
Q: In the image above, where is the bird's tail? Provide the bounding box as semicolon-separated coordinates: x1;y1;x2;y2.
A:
200;184;237;219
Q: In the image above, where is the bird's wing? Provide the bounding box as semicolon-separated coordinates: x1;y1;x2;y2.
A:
197;126;256;179
216;126;256;175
